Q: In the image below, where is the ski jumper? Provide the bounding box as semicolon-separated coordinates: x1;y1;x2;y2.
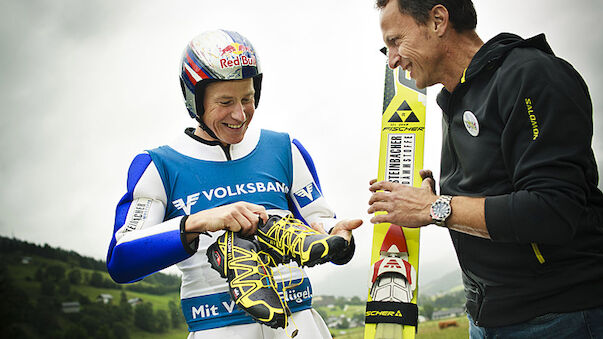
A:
107;126;337;337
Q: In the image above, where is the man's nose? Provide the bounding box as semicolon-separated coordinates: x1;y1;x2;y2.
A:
231;103;246;121
388;48;401;69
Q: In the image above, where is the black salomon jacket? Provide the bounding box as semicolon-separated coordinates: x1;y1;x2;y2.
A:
437;33;603;327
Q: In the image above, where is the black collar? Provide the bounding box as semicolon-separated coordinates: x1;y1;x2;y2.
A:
184;127;232;161
184;127;221;146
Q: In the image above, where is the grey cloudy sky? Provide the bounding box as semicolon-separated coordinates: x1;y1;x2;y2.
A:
1;0;601;297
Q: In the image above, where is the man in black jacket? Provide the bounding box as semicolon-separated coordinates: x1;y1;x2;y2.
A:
367;0;603;337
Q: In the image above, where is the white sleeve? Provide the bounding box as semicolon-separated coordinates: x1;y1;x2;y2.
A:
107;153;191;284
114;160;171;244
289;140;339;231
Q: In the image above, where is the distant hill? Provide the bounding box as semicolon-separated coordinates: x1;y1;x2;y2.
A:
418;252;461;287
311;252;463;298
0;235;186;338
420;269;463;297
1;235;467;337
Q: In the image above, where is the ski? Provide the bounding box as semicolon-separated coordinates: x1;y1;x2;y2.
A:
364;65;427;339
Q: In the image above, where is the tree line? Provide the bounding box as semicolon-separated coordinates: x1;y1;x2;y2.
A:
418;290;466;320
0;236;106;271
1;262;185;338
0;236;180;294
0;236;186;337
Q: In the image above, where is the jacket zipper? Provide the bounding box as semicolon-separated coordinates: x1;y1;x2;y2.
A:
444;92;460;182
531;243;546;264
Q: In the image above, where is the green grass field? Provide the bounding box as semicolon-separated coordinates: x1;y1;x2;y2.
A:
127;316;469;339
4;248;468;339
331;316;469;339
129;327;188;339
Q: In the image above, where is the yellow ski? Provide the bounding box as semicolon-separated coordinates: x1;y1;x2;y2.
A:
364;65;426;339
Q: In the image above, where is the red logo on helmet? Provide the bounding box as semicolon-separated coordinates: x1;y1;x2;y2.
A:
219;43;256;69
220;44;237;56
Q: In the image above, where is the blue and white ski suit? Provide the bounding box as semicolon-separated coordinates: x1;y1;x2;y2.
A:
107;126;336;338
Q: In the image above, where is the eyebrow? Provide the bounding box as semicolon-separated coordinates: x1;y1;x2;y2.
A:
385;35;399;45
214;91;255;100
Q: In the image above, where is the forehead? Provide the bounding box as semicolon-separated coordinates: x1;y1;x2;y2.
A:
205;78;254;97
379;1;421;36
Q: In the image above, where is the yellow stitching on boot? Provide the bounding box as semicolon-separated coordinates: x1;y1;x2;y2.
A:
262;214;332;266
225;231;285;323
258;254;293;331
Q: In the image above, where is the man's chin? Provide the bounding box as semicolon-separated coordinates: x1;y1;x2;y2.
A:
411;75;426;89
221;132;246;145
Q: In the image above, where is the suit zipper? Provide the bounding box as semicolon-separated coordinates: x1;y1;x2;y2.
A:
220;144;232;161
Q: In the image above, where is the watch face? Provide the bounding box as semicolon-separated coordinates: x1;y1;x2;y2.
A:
431;201;451;220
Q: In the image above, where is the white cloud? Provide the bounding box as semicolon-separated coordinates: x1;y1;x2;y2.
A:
1;0;600;297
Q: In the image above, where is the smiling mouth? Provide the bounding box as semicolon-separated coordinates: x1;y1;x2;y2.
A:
225;121;246;129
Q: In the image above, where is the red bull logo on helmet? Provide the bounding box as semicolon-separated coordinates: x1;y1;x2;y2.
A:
219;43;256;69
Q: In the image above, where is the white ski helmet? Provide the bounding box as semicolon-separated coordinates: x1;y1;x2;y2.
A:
179;30;262;129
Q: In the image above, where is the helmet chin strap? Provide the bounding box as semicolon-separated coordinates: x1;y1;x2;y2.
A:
196;116;221;142
196;111;248;145
195;116;233;159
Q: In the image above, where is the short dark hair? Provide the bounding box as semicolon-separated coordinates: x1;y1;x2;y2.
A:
376;0;477;32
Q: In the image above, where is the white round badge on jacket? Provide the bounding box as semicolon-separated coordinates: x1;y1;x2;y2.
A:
463;111;479;137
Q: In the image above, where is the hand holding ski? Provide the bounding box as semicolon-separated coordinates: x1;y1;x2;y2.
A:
367;171;437;228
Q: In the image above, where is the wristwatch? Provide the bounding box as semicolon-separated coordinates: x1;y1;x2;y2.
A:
430;195;452;227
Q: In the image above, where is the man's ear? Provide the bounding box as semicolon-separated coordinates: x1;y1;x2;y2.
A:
431;4;450;37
